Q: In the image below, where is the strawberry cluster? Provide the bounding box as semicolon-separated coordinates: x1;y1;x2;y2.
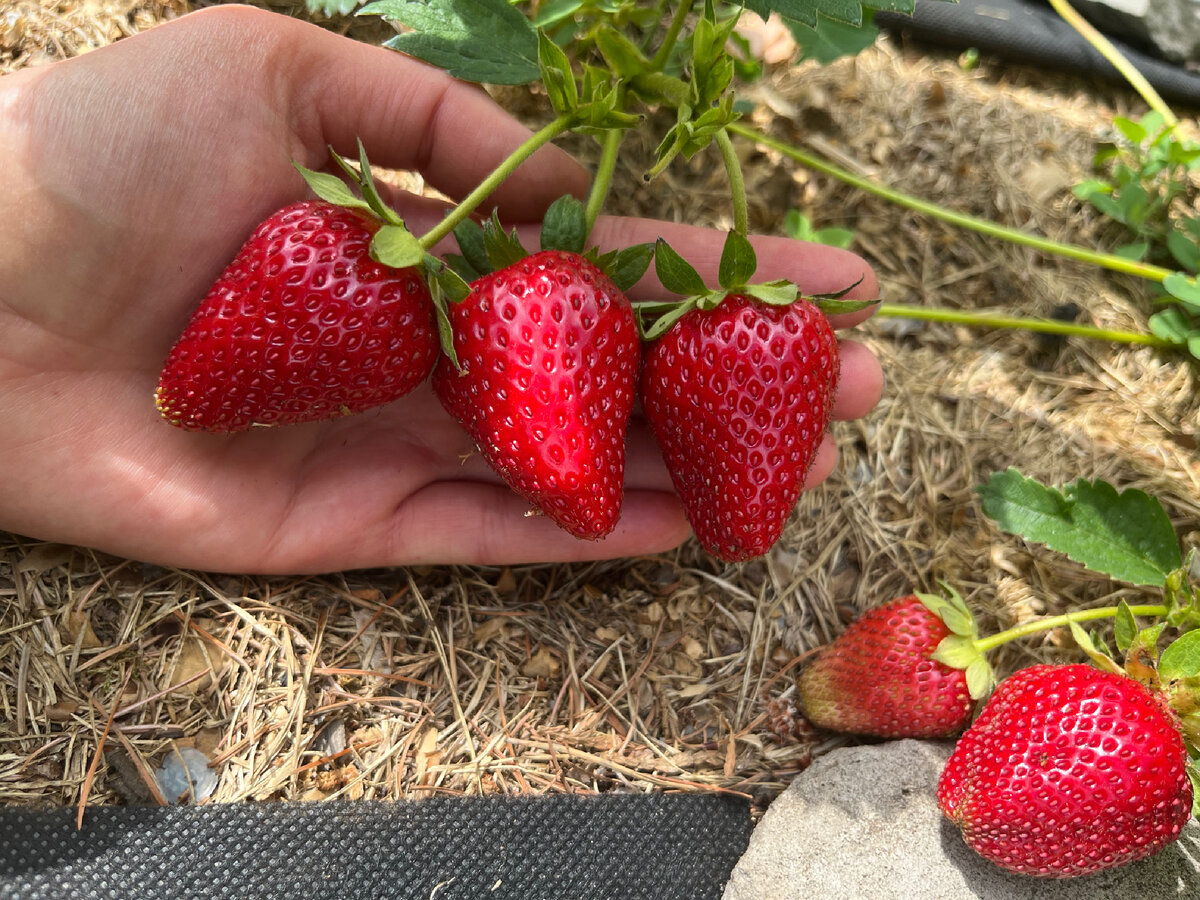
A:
155;177;853;561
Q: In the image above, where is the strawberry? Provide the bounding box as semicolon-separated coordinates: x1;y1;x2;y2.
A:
640;292;838;560
938;663;1193;878
796;594;976;738
432;249;641;539
156;199;438;432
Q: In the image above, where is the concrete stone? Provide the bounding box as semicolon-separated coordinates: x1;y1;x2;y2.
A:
722;739;1200;899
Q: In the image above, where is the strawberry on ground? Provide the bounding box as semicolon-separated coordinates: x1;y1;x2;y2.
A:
640;293;838;561
156;200;437;432
796;594;975;738
938;663;1193;878
432;249;641;539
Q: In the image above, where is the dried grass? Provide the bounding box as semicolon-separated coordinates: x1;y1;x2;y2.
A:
2;6;1198;819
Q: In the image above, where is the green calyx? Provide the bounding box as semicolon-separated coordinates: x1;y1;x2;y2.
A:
634;230;872;340
920;585;995;701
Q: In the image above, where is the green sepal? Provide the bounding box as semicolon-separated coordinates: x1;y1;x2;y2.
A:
813;296;877;315
1188;763;1200;818
371;224;425;269
930;635;982;670
443;253;482;283
916;585;977;639
422;253;470;372
638;298;699;342
965;658;996;701
353;138;403;227
452;217;491;278
592;25;649;78
593;242;654;293
293;162;375;215
1159;629;1200;684
743;280;800;306
538;29;578;115
540;194;588;254
1069;620;1126;675
1114;600;1138;652
482;211;529;270
654;238;708;297
717;230;758;291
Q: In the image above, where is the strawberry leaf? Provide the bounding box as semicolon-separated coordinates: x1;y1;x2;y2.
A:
538;29;578;115
540;195;588;255
1160;630;1200;683
362;0;540;85
654;239;709;297
979;469;1182;588
717;231;758;291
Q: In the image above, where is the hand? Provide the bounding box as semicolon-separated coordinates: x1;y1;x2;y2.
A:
0;5;882;573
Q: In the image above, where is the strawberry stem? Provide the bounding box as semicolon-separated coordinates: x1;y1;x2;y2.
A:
973;604;1169;654
585;127;624;238
649;0;693;72
874;303;1175;347
418;113;576;252
727;121;1177;284
715;127;749;236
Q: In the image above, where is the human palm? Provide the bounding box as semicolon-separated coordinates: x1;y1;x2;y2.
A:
0;6;882;573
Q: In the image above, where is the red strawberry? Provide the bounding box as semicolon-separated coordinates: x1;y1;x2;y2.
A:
938;663;1193;878
156;200;437;432
796;595;975;738
432;249;640;539
640;294;838;560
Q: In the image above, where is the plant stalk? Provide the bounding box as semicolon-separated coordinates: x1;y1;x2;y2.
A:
585;128;625;238
874;303;1175;347
728;122;1177;284
1048;0;1178;127
650;0;694;71
418;114;575;251
973;605;1169;654
715;128;749;235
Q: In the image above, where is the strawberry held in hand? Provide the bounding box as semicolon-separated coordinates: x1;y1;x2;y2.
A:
639;234;858;561
157;149;443;432
433;235;642;540
797;591;982;738
938;663;1193;878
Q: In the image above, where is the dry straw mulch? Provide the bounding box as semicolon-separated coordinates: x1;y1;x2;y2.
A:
2;3;1198;817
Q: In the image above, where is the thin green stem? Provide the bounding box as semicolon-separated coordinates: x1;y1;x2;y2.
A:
1048;0;1178;127
715;128;748;235
649;0;693;71
875;303;1175;347
974;605;1169;654
728;121;1176;284
585;128;624;238
418;114;575;251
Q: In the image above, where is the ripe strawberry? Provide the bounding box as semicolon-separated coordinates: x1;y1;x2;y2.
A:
156;200;437;432
938;663;1193;878
796;595;975;738
640;293;838;561
432;249;640;539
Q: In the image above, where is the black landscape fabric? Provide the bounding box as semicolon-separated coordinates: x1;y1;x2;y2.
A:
0;793;751;900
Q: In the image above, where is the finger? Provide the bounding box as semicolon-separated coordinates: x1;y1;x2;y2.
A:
803;434;838;490
388;482;690;566
261;7;589;218
590;215;880;327
832;339;884;421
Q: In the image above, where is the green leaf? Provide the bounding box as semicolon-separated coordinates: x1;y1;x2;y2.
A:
1147;307;1192;345
978;469;1182;587
482;212;529;270
654;239;709;297
1160;630;1200;682
1167;229;1200;273
531;0;583;28
362;0;539;85
292;163;373;214
785;13;880;64
1114;115;1148;145
306;0;364;15
540;195;588;254
718;231;758;290
370;224;425;269
1164;272;1200;307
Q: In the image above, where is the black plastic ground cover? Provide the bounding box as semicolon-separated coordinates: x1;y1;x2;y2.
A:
877;0;1200;106
0;793;751;900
